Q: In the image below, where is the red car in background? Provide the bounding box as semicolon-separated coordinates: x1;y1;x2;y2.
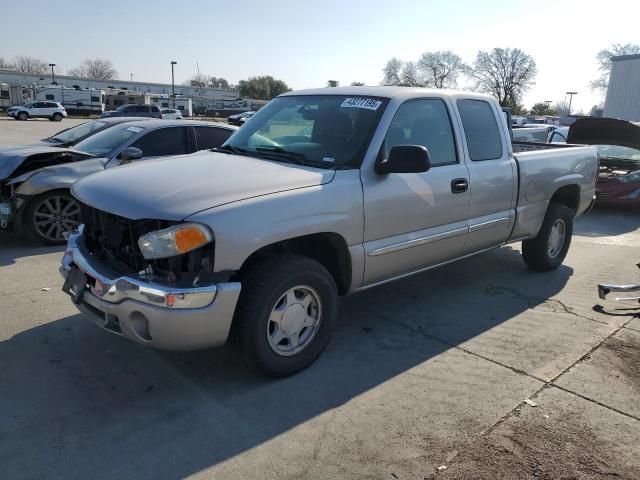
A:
567;118;640;210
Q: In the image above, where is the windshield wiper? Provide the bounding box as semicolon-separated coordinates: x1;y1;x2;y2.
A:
212;144;247;154
254;146;308;164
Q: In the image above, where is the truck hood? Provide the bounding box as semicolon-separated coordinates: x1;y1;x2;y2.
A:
71;150;336;221
0;146;88;181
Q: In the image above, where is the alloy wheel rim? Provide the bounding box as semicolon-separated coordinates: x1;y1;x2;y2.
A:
266;285;322;357
547;219;566;258
33;196;80;242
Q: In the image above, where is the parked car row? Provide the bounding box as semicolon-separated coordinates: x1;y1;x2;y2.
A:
0;119;237;243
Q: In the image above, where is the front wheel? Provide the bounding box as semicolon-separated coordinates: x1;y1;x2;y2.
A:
522;203;573;271
17;112;28;121
24;190;81;245
231;254;338;377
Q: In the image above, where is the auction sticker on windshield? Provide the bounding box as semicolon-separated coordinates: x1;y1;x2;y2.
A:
125;126;144;133
340;98;382;110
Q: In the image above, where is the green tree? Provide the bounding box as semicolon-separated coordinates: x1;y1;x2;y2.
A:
238;76;290;100
327;80;339;87
530;102;557;116
350;81;365;86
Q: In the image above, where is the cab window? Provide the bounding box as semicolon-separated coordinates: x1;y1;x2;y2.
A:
384;99;457;166
457;99;503;161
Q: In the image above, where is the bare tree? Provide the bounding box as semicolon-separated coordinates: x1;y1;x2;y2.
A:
185;73;210;87
350;81;365;86
0;57;12;69
68;58;117;80
417;50;464;88
467;48;537;108
400;61;421;87
591;43;640;92
553;100;570;117
12;56;48;74
327;80;339;87
382;57;403;86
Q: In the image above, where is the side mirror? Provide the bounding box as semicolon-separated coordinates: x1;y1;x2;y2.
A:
375;145;431;175
119;147;143;162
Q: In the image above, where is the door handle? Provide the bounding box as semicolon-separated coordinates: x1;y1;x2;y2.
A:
451;178;468;194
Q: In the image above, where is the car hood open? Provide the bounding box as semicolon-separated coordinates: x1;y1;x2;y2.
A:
0;146;89;181
568;118;640;150
71;150;336;221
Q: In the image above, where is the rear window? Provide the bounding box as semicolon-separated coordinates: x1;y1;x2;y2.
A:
457;99;503;161
135;105;150;113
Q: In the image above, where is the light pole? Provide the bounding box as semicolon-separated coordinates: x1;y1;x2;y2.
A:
130;73;133;82
170;61;177;108
566;91;578;116
48;63;56;84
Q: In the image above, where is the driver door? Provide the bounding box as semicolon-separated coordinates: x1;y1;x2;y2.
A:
361;98;470;285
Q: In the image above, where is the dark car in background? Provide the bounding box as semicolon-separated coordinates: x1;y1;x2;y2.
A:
227;111;255;126
0;120;238;244
101;104;162;119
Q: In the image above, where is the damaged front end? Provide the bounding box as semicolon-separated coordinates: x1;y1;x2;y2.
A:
0;148;94;232
78;203;223;290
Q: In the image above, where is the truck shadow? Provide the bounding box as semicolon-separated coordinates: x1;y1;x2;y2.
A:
0;246;574;479
0;234;64;267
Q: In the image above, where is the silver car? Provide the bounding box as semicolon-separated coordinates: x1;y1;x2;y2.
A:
1;119;237;244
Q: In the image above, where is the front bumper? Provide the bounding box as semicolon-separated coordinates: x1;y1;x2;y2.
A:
60;228;241;350
7;110;17;117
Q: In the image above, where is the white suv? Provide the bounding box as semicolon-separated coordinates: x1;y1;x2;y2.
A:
160;108;183;120
7;101;67;121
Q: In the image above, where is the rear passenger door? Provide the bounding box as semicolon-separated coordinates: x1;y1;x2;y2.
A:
129;127;190;159
193;126;234;151
455;99;517;254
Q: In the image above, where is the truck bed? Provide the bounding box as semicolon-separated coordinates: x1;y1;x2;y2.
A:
509;144;598;240
512;141;580;153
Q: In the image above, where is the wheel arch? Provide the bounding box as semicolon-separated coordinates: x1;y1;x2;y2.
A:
235;232;352;295
549;184;580;214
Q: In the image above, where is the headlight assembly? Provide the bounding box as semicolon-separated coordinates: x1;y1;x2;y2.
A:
138;223;213;260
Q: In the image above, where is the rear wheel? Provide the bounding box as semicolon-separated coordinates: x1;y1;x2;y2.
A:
24;190;81;245
230;254;338;377
17;111;28;121
522;203;573;271
52;113;63;121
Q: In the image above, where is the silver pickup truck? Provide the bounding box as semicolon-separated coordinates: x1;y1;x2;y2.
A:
61;87;598;377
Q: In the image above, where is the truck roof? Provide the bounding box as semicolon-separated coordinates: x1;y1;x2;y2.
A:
280;85;494;102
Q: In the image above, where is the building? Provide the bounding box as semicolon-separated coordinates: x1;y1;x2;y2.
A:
0;69;239;114
603;54;640;121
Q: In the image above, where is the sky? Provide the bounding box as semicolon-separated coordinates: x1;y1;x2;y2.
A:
1;0;638;113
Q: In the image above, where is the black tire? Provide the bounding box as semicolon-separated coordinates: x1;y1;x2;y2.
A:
52;113;63;122
23;190;80;246
522;203;573;271
17;111;28;121
230;254;338;377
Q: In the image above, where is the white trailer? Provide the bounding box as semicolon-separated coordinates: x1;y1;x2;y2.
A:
146;94;192;117
35;86;105;115
0;83;9;110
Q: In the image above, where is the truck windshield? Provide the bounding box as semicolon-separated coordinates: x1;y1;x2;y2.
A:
224;95;388;168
